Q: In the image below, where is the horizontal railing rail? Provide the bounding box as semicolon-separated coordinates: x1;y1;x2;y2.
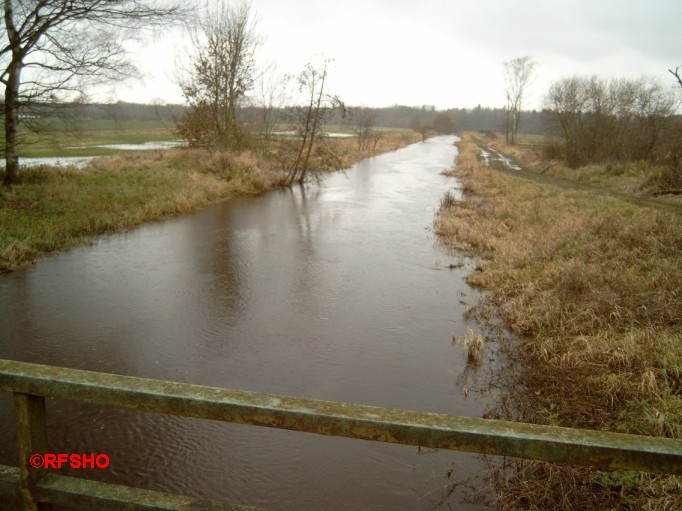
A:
0;359;680;510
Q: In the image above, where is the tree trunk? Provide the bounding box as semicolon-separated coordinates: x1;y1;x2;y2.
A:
505;108;511;145
4;61;22;185
512;109;521;145
299;107;320;184
298;68;328;184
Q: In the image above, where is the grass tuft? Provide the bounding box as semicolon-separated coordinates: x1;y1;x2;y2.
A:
440;189;459;209
454;327;486;365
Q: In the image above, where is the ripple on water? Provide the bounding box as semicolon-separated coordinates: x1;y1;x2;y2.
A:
0;136;499;510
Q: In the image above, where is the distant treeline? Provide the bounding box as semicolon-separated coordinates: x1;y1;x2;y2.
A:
12;100;550;135
340;105;546;135
14;101;188;123
448;106;547;134
307;104;548;135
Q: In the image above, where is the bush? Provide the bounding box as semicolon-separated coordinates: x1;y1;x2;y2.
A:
439;189;459;209
641;164;682;194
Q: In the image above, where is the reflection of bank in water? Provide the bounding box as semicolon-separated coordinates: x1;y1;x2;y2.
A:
0;135;501;511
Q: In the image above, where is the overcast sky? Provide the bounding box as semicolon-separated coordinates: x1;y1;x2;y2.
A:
113;0;682;110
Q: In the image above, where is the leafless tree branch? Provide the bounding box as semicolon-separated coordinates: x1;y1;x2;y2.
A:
669;67;682;89
503;56;536;145
2;0;186;183
176;0;260;149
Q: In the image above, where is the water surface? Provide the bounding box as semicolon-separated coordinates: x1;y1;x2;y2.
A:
0;136;495;509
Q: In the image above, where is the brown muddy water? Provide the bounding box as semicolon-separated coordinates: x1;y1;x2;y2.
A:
0;136;500;510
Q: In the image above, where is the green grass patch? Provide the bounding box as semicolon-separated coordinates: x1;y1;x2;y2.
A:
0;151;234;272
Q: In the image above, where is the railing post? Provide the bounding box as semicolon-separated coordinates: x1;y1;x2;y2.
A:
14;393;52;511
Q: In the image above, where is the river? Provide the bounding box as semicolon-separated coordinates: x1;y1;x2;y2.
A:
0;135;497;510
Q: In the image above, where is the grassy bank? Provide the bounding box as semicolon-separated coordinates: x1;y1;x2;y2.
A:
0;132;420;272
479;132;682;201
437;133;681;509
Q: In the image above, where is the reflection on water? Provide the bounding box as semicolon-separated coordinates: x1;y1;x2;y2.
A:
1;141;186;169
0;136;497;510
89;140;186;151
2;155;97;168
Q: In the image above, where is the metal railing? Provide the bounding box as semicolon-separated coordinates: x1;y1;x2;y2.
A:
0;359;680;510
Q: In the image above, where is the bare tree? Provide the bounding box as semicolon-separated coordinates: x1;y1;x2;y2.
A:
177;0;260;149
544;75;589;166
353;106;378;152
247;63;289;148
503;56;536;145
432;111;457;134
409;114;429;142
670;66;682;89
285;56;344;185
1;0;183;184
544;75;678;167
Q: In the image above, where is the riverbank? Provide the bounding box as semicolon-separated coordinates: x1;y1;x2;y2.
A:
0;135;492;510
436;133;681;509
478;132;682;205
0;132;420;272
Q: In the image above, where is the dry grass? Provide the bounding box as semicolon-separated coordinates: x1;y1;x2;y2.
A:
436;133;682;509
483;134;682;199
492;460;682;511
282;131;422;173
454;327;486;365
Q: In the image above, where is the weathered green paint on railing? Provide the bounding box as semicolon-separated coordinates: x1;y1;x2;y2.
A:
14;392;49;511
0;464;262;510
0;465;20;500
1;359;681;476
